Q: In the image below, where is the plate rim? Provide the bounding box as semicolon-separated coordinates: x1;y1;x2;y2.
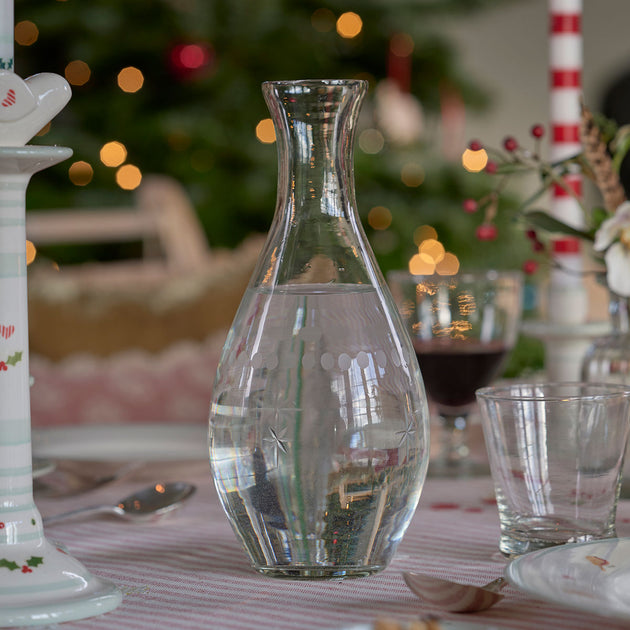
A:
505;537;630;621
31;422;208;462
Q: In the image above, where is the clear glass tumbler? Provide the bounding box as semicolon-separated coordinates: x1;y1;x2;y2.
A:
477;382;630;557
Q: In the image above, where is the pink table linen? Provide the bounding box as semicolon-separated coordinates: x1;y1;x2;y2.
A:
33;461;630;630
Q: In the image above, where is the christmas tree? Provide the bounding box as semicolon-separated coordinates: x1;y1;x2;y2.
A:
15;0;528;274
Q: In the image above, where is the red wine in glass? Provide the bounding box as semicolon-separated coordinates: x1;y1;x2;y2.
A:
414;339;508;410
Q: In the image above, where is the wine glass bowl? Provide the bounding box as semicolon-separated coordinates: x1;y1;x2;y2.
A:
388;269;523;477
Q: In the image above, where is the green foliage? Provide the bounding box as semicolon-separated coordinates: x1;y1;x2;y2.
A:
16;0;525;273
523;210;593;240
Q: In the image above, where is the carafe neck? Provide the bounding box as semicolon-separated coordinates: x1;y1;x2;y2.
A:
263;80;365;220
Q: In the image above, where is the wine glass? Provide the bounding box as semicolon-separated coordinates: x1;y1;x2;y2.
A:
388;269;523;477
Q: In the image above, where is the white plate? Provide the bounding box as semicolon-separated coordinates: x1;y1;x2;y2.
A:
506;538;630;621
32;423;208;462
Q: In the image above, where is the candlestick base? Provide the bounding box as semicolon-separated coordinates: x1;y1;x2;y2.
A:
0;536;122;627
522;319;610;381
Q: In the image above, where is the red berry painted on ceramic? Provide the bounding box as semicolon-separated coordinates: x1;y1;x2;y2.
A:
476;224;498;241
530;124;545;139
533;239;545;252
525;229;537;240
468;139;483;151
462;198;478;213
503;136;518;152
522;259;539;275
485;161;498;174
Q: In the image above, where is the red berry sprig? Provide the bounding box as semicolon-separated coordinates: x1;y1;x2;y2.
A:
503;136;518;152
522;259;539;275
525;228;546;253
462;198;478;214
475;224;498;241
463;125;558;249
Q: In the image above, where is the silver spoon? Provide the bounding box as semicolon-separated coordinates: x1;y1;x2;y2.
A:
34;460;144;497
403;571;507;613
43;481;196;525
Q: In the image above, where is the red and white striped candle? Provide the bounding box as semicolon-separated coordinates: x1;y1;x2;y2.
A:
550;0;582;224
0;0;13;71
548;0;586;322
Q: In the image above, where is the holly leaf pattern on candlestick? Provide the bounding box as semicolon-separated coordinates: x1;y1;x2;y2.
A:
26;556;43;568
0;558;20;571
6;351;22;366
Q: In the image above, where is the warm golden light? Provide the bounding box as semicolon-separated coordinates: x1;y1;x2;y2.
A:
368;206;392;230
256;118;276;144
117;66;144;93
441;320;473;339
100;141;127;167
116;164;142;190
401;162;425;187
64;60;91;86
336;12;362;38
26;241;36;265
390;32;414;57
462;148;488;172
419;238;445;264
409;252;436;275
359;129;385;154
458;292;477;316
436;252;460;275
413;225;438;246
311;8;336;32
68;161;93;186
15;21;38;46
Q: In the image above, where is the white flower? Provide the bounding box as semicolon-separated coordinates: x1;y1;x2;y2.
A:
594;201;630;297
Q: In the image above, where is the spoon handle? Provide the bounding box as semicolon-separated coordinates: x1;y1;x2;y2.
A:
43;504;121;525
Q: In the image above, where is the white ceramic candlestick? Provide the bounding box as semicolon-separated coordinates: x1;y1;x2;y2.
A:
0;69;122;626
0;0;13;71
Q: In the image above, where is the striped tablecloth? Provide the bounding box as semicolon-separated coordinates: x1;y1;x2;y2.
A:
35;461;630;630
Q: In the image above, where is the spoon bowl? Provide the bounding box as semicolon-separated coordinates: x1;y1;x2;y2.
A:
43;481;196;525
403;571;507;613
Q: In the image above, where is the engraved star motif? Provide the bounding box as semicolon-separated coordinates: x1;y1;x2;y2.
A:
264;425;289;466
396;419;417;447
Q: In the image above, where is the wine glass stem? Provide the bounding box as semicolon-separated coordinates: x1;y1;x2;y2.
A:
438;411;471;464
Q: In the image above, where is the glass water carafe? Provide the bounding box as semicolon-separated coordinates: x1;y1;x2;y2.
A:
209;79;430;579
